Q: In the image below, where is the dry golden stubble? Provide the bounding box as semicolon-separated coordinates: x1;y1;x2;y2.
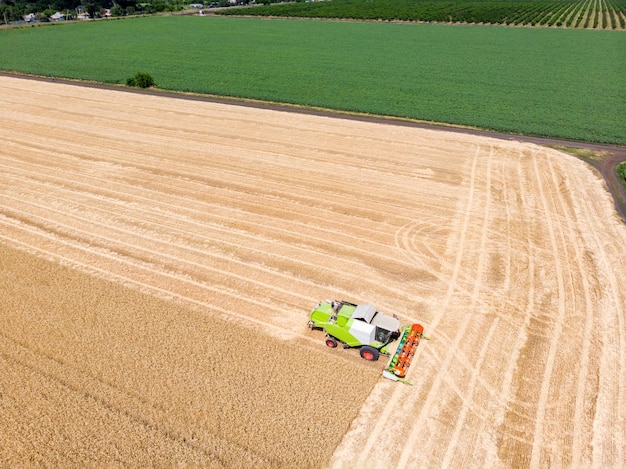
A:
0;244;379;467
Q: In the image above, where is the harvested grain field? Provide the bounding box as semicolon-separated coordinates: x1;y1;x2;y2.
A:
1;75;625;467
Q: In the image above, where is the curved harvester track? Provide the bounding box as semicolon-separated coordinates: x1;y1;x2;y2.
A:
1;76;625;467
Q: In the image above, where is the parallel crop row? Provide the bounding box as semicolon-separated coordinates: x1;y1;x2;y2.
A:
221;0;626;29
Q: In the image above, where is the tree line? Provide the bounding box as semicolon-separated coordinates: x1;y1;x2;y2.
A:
0;0;186;22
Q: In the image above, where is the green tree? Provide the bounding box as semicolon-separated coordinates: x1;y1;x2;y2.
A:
127;72;156;88
110;4;124;15
1;4;14;23
85;1;97;17
34;10;49;20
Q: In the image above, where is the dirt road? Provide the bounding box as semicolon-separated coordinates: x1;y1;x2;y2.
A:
1;75;625;467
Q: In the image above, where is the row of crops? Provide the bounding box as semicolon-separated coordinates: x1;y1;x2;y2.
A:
221;0;626;29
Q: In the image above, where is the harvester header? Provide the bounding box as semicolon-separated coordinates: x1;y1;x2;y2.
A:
382;323;428;385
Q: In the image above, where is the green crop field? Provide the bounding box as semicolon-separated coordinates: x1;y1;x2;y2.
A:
1;16;624;144
223;0;626;30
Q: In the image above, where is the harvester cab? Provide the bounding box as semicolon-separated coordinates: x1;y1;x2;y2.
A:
308;300;428;384
307;300;401;362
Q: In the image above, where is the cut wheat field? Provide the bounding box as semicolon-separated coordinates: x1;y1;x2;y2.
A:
1;75;625;467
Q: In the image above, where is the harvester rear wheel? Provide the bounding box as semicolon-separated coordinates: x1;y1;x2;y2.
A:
360;346;380;361
325;336;338;348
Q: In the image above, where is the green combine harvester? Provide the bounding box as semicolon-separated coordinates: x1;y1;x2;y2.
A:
308;300;428;382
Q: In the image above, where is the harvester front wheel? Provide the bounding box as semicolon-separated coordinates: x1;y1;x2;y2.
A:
325;336;338;348
360;346;380;361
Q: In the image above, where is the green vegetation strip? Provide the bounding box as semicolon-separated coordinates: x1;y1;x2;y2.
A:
618;162;626;187
1;16;624;144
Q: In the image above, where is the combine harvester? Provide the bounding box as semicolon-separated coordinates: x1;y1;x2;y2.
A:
308;300;428;384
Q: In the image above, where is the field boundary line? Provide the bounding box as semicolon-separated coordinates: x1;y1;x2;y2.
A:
0;193;313;303
568;167;626;466
0;230;320;344
4;204;310;316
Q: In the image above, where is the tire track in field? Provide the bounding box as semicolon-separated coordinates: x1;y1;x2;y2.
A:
442;318;500;467
492;148;540;461
352;144;483;467
394;147;536;301
498;151;555;460
0;152;444;314
393;238;527;371
564;157;626;465
0;211;323;342
1;155;441;337
0;191;423;333
528;150;569;467
547;155;597;465
498;147;596;465
391;150;543;398
2;128;440;226
0;178;420;302
0;144;411;238
394;217;530;327
2;92;462;187
0;152;426;270
0;199;312;306
4;108;460;219
0;189;330;301
0;165;435;311
437;147;535;467
0;213;289;316
1;159;394;257
397;145;494;468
